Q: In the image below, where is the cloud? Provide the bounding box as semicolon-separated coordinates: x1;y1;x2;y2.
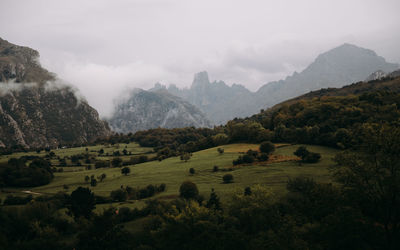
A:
44;58;181;118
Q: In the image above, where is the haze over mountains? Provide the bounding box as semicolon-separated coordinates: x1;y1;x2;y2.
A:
109;89;211;133
153;43;398;125
0;38;110;148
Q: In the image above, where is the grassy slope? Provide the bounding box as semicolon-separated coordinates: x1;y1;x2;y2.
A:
0;143;338;210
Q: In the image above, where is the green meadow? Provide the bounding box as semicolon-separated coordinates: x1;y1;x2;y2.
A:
0;143;339;210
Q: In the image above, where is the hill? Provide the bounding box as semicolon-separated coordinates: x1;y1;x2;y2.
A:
108;89;212;133
0;38;110;149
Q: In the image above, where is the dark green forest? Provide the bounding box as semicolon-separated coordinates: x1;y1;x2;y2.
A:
1;77;400;249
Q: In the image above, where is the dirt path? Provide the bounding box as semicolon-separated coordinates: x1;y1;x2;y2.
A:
22;190;42;195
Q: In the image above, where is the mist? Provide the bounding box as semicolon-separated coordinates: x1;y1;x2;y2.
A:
1;0;399;117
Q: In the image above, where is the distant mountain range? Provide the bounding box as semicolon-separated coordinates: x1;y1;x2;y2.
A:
153;43;399;125
108;89;212;133
0;38;110;148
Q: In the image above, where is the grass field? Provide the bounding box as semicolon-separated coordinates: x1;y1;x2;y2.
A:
0;143;339;210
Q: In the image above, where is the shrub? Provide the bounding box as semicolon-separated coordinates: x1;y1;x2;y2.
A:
94;161;110;169
259;141;275;154
158;183;166;192
179;181;199;199
223;174;234;183
244;187;252;196
121;167;131;176
90;178;97;187
189;168;195;174
111;157;123;167
257;153;269;162
213;166;219;172
294;146;321;163
110;189;128;202
217;148;224;154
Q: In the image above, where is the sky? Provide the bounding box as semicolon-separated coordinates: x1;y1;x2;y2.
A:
1;0;400;117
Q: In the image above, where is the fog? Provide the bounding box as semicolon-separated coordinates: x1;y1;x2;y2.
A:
1;0;399;117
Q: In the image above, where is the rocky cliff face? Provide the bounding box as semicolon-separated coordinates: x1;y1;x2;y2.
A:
161;44;399;124
109;89;212;133
166;71;255;125
0;38;110;148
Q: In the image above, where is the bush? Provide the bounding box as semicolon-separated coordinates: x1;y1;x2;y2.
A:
303;152;321;163
110;189;128;202
121;167;131;176
189;168;195;174
259;141;275;154
257;153;269;162
158;183;166;192
244;187;252;196
223;174;234;183
217;148;224;154
111;157;123;167
294;146;321;163
90;178;97;187
179;181;199;199
213;166;219;172
95;160;109;169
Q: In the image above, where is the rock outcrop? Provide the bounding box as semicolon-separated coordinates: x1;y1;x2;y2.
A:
0;38;110;148
109;89;212;133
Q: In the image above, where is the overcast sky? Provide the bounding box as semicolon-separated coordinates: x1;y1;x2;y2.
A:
1;0;399;117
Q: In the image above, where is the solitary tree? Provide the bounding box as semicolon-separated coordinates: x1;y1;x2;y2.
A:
179;181;199;199
259;141;275;155
121;167;131;176
189;168;195;175
222;174;234;183
98;173;106;182
206;188;222;211
67;187;96;219
84;175;90;183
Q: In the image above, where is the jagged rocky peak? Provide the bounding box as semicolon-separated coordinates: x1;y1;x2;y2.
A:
108;89;212;133
0;38;110;148
192;71;210;88
0;38;54;83
365;70;388;82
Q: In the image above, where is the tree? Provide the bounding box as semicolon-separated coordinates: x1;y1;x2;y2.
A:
84;175;90;183
213;166;219;172
179;181;199;199
98;173;106;182
189;168;195;175
223;174;234;183
180;153;191;162
259;141;275;154
217;148;224;154
333;126;400;249
244;187;252;196
294;146;308;158
294;146;321;163
67;187;95;219
110;189;127;202
206;188;222;211
121;167;130;176
111;157;123;167
90;178;97;187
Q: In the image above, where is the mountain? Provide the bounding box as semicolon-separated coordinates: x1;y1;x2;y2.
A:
0;38;110;149
159;44;398;125
163;71;256;125
108;89;212;133
255;43;399;109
